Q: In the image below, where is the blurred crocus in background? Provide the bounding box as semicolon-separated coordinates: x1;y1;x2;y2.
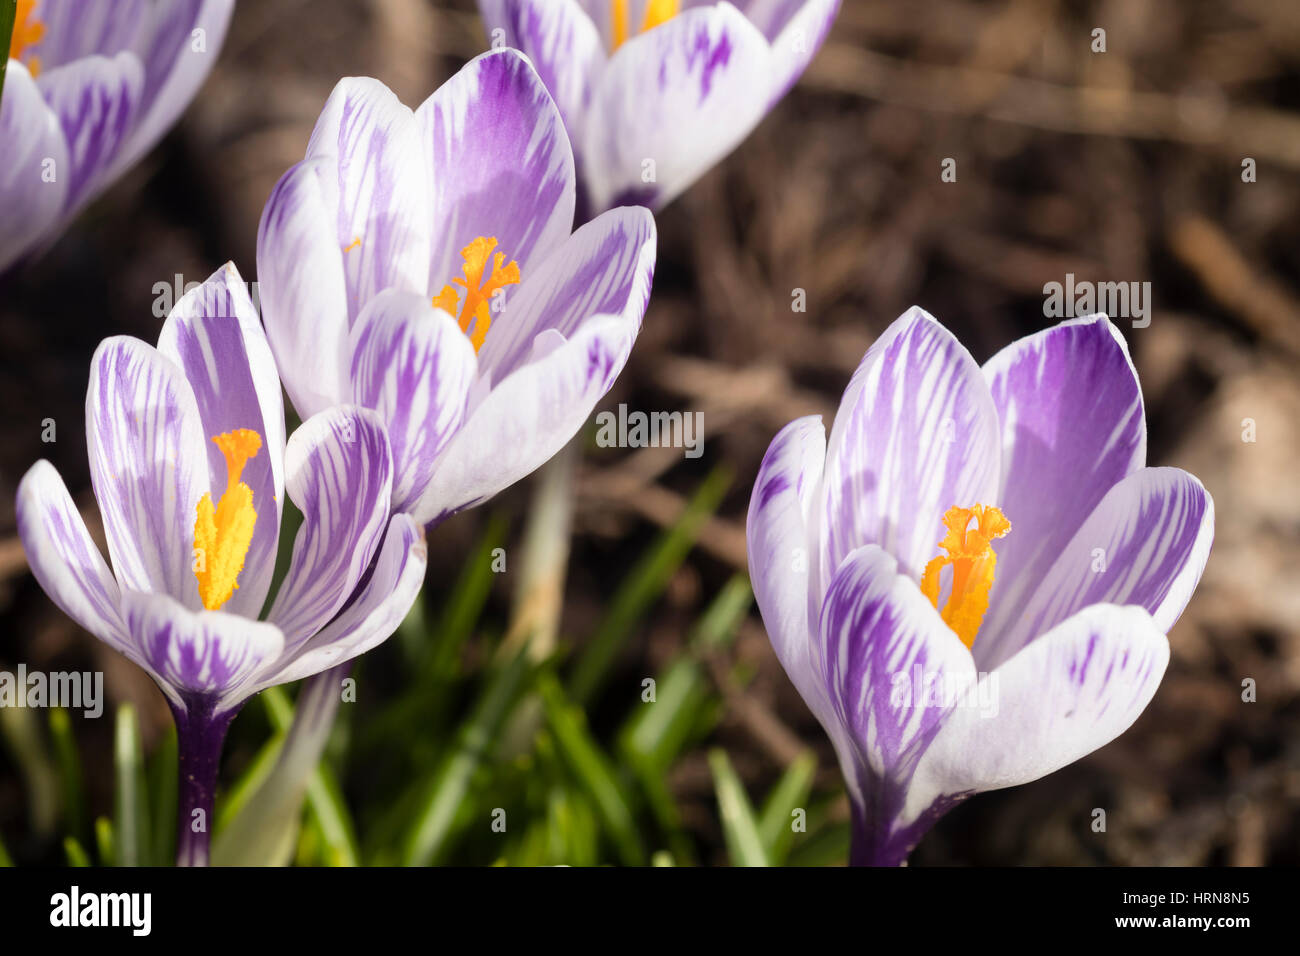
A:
0;0;232;272
14;265;426;865
256;47;657;528
747;309;1214;866
476;0;841;217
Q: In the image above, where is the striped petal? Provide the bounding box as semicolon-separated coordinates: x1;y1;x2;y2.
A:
157;263;287;617
475;205;656;383
107;0;234;181
913;604;1169;803
747;0;840;102
122;590;284;713
412;313;637;525
86;336;209;606
267;407;393;651
416;48;576;292
256;159;352;420
819;307;1002;596
266;514;427;687
305;77;430;322
348;290;478;514
24;0;147;69
15;460;130;653
984;468;1214;667
580;3;772;213
0;63;70;271
747;415;827;719
36;51;144;212
976;315;1146;668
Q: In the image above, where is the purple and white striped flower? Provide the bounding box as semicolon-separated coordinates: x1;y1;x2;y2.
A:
256;47;657;528
15;264;426;865
1;0;232;272
747;308;1214;866
476;0;841;216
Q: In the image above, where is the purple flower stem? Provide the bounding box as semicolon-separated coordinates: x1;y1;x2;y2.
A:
171;695;237;867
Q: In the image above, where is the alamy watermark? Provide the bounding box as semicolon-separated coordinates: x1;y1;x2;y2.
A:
152;272;260;318
890;665;999;718
1043;273;1151;328
0;664;103;718
595;404;704;459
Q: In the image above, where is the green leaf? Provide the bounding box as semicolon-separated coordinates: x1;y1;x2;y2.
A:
538;671;644;866
786;820;852;867
48;708;87;844
63;836;91;868
113;704;149;867
569;465;731;704
94;817;113;866
757;751;817;865
401;648;533;866
708;749;769;866
0;829;12;866
148;724;178;866
0;0;16;108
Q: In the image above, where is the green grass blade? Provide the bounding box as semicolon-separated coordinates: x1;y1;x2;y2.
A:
757;751;817;865
0;0;15;107
148;724;178;866
112;704;148;866
708;748;770;867
401;649;532;866
569;465;731;704
63;836;90;867
538;672;644;866
94;817;113;866
786;820;852;867
47;708;86;843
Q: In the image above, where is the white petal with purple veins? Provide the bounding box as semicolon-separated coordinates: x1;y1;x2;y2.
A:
257;159;352;419
580;3;772;212
36;51;144;213
16;461;130;654
912;604;1169;806
268;514;427;687
819;307;1002;591
305;77;430;321
412;314;637;525
983;467;1214;669
417;48;576;288
86;336;209;607
158;263;287;617
0;64;70;271
348;291;478;514
121;590;284;712
267;407;393;651
475;205;656;382
977;315;1146;665
762;0;839;103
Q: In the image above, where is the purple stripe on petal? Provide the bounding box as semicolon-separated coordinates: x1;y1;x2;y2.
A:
16;460;130;653
348;290;478;514
158;263;287;617
267;407;393;651
28;0;149;70
0;63;71;271
122;590;284;712
417;49;576;290
86;336;209;606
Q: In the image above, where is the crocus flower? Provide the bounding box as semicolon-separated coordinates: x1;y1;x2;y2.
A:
256;47;657;528
747;308;1214;866
1;0;232;272
476;0;841;216
15;264;426;865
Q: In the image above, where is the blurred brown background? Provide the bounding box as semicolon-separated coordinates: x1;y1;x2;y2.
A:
2;0;1299;864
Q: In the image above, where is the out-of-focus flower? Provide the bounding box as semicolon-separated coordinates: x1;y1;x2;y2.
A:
257;48;657;528
1;0;232;271
476;0;841;216
15;264;426;864
747;308;1214;866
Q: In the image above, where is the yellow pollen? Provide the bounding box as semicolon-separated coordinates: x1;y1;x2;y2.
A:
192;429;262;612
919;504;1010;649
432;235;520;353
344;236;361;253
611;0;679;51
9;0;45;77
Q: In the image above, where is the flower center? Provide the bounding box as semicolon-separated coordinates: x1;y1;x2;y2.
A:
192;429;262;612
432;236;520;353
611;0;679;51
8;0;45;77
919;504;1010;649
